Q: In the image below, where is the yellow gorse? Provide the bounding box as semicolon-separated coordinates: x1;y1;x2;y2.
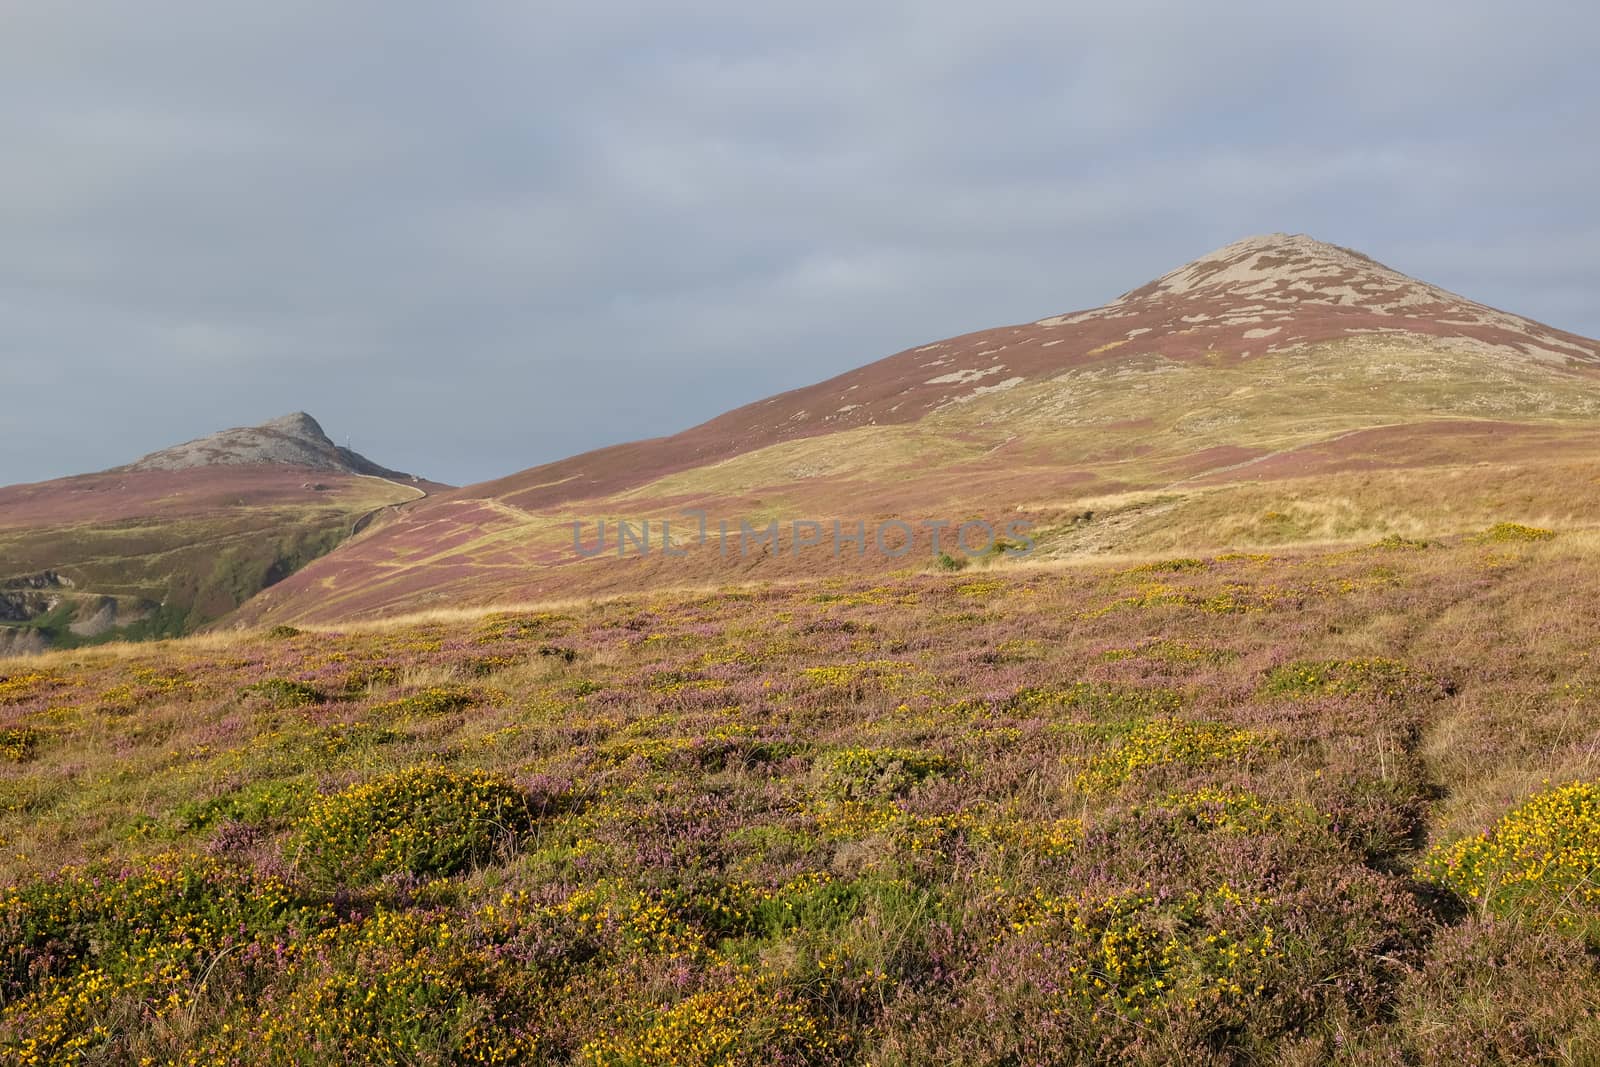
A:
1076;718;1263;793
1420;780;1600;927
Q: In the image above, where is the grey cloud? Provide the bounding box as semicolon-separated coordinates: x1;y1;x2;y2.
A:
1;1;1596;485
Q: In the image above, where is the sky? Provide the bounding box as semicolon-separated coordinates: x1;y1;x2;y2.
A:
2;1;1597;487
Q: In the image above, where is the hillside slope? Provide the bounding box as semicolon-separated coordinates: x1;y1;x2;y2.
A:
234;234;1600;625
0;414;440;652
5;533;1600;1060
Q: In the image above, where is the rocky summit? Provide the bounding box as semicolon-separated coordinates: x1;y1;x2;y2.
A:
122;411;422;481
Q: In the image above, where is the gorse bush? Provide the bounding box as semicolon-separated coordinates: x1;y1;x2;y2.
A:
289;767;532;887
369;686;475;719
0;854;311;987
815;747;953;800
1156;787;1309;835
1371;534;1434;551
1002;885;1284;1012
1474;522;1555;544
0;855;327;1063
0;726;39;763
955;578;1009;598
1128;556;1207;574
1100;639;1236;666
0;673;51;705
179;777;315;833
195;909;543;1066
1076;717;1263;792
1419;780;1600;929
1261;658;1415;699
241;678;325;709
800;660;911;689
578;978;831;1066
1009;682;1183;720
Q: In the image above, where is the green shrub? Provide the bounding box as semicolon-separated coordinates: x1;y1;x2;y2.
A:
0;725;40;763
339;665;401;695
1099;640;1236;666
288;767;531;887
815;747;953;800
178;776;316;832
0;856;307;991
1128;557;1206;574
1475;522;1555;543
1371;534;1434;551
1009;682;1183;720
196;910;540;1064
1261;658;1416;699
0;855;331;1062
1418;780;1600;929
578;978;828;1066
264;624;303;640
241;678;325;709
369;686;475;719
1076;717;1263;792
934;552;968;572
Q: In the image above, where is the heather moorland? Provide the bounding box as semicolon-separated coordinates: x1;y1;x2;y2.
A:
3;524;1598;1064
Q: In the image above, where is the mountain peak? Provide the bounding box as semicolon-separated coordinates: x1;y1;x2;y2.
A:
1025;234;1596;368
1118;232;1429;308
1199;231;1357;258
120;412;418;480
256;411;332;445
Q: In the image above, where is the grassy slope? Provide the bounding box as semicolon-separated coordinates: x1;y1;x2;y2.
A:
234;337;1600;626
0;474;418;648
3;526;1599;1062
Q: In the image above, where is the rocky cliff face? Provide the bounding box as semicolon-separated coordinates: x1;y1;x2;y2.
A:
0;572;72;623
0;572;145;645
0;627;47;656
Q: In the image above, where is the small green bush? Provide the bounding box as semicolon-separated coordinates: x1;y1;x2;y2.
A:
1009;682;1183;720
0;725;40;763
1418;780;1600;928
339;665;401;695
1262;658;1415;700
814;747;953;800
242;678;325;709
369;686;475;719
1100;640;1236;666
1075;718;1263;792
0;856;330;1061
179;777;316;832
1128;557;1206;574
1371;534;1433;551
1475;522;1555;543
288;767;531;887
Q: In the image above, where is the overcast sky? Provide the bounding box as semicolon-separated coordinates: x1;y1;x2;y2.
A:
2;2;1596;487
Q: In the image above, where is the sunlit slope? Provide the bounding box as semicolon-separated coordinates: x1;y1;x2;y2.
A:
6;532;1600;1060
233;236;1600;625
